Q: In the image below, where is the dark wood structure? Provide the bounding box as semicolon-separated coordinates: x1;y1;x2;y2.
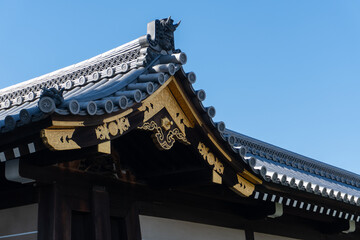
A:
0;17;359;240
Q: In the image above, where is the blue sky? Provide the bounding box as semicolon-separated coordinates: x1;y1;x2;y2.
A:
1;1;360;173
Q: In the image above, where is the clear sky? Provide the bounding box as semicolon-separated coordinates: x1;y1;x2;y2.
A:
1;1;360;174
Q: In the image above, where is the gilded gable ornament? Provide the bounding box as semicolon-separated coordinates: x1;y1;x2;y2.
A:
95;117;130;140
138;120;189;150
198;142;224;175
41;128;80;151
232;174;255;197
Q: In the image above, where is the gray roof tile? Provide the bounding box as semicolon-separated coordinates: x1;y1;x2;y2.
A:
1;17;360;209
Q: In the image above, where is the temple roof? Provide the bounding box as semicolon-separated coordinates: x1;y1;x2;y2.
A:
227;130;360;198
1;17;360;218
0;34;184;128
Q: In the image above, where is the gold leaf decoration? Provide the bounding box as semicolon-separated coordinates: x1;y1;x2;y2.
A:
198;142;224;175
138;121;190;150
138;87;193;133
41;129;81;151
95;117;130;140
232;174;255;197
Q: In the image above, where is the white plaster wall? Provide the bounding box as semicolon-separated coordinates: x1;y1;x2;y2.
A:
140;215;246;240
0;204;38;240
254;232;300;240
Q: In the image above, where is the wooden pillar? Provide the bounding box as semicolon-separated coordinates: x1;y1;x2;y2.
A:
37;184;71;240
92;186;111;240
37;183;142;240
123;203;142;240
245;230;254;240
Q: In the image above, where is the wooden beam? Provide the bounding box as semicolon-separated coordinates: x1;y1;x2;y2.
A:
0;184;37;210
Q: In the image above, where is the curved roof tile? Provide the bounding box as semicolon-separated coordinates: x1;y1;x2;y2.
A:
1;17;359;210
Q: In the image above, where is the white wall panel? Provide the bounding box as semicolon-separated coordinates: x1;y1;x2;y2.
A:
0;204;38;240
140;215;246;240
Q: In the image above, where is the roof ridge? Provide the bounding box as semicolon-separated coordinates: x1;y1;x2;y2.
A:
0;37;144;96
0;36;150;111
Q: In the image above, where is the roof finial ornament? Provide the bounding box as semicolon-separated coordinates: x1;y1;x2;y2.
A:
161;16;181;32
147;17;181;52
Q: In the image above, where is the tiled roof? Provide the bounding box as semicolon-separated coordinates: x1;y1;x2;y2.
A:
222;129;360;206
1;17;360;209
0;35;188;132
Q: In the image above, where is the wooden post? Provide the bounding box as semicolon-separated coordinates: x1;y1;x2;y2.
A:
92;186;111;240
245;230;254;240
37;184;71;240
123;203;142;240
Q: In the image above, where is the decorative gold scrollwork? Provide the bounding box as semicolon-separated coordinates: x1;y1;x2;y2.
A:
198;142;224;175
95;117;130;140
138;120;190;150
